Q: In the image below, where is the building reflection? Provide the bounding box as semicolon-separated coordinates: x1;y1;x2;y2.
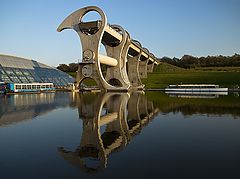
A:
58;92;159;173
0;92;74;127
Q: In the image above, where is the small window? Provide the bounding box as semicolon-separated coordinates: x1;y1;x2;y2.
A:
46;85;49;88
37;85;41;89
27;85;31;89
22;85;26;89
41;85;46;88
32;85;36;89
16;85;21;89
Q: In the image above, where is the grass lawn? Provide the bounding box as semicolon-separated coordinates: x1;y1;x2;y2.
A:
67;63;240;89
142;63;240;89
142;71;240;89
67;72;76;78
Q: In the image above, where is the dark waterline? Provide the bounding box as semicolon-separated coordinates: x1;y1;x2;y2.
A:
0;92;240;179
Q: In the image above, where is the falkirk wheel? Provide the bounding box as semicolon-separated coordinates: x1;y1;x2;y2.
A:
57;6;159;92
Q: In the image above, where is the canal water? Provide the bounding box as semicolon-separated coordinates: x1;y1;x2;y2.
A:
0;91;240;178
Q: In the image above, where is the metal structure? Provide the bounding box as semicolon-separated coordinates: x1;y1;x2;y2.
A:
0;54;74;87
57;6;159;92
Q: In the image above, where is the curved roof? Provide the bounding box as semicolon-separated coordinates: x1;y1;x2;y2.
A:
0;54;74;86
0;54;51;69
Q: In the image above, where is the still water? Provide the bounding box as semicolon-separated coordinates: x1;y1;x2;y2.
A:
1;91;240;178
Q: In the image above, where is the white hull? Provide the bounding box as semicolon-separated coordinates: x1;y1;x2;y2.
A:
165;88;228;95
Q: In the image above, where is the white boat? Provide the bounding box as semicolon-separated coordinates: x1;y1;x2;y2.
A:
165;84;228;95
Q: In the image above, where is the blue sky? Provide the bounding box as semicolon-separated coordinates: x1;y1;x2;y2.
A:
1;0;240;66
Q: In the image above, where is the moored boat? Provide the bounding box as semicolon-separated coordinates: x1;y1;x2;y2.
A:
0;82;55;94
165;84;228;95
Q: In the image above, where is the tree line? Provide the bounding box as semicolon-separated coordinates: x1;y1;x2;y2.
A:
57;63;79;72
159;53;240;68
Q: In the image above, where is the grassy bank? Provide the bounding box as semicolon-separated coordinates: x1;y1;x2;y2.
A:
142;71;240;89
67;63;240;89
142;63;240;89
67;72;76;78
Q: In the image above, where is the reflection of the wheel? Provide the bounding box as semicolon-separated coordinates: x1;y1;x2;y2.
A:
58;92;159;173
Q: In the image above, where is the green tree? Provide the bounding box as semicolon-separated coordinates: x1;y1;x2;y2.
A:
57;64;70;72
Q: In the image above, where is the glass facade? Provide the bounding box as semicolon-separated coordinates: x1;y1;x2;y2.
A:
0;55;74;86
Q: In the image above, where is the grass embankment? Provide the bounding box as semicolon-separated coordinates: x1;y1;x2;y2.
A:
67;72;76;78
142;63;240;89
67;63;240;89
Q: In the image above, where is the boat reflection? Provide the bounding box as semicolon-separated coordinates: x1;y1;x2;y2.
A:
58;92;159;173
166;92;228;99
168;93;225;99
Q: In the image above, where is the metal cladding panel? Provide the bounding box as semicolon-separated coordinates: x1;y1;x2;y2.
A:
0;55;74;86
